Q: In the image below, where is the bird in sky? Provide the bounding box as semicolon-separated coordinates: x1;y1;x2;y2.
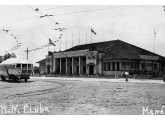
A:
35;8;39;12
59;28;66;31
40;14;53;18
3;29;9;33
54;28;60;30
45;14;53;17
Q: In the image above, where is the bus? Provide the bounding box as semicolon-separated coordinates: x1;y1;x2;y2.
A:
0;58;33;82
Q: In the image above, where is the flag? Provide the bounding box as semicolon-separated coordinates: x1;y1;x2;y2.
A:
91;28;97;35
49;38;56;46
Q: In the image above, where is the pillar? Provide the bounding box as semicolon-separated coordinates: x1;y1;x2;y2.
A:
79;56;81;74
115;62;117;71
72;57;74;74
110;63;113;71
66;58;67;74
60;58;61;74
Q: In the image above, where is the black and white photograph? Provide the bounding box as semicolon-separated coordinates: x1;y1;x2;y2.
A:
0;0;165;118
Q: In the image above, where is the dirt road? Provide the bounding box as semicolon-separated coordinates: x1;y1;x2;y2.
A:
0;77;165;115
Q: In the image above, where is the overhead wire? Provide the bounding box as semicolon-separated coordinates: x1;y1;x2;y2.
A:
51;6;127;17
25;5;134;52
40;5;75;10
25;5;64;52
26;5;57;25
59;13;133;25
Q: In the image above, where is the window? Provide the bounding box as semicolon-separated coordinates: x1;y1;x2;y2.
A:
154;64;157;70
117;62;120;71
106;63;108;71
108;63;111;71
22;64;27;69
83;66;86;74
103;63;106;71
16;64;21;69
83;57;86;62
112;63;115;71
28;64;32;69
142;63;145;69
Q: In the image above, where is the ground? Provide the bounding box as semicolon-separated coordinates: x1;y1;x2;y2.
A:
0;77;165;115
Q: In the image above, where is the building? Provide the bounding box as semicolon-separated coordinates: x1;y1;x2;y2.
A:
36;58;46;74
41;40;165;76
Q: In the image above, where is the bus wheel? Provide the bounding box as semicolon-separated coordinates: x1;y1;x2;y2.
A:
25;79;27;82
1;75;6;81
13;76;17;82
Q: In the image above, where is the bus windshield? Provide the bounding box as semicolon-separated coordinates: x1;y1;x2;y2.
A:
28;64;32;69
16;64;21;69
16;64;32;69
22;64;27;69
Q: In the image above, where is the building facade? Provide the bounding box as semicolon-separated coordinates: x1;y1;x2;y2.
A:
42;40;165;76
37;59;46;74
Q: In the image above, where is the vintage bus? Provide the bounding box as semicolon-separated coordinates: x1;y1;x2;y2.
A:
0;58;33;82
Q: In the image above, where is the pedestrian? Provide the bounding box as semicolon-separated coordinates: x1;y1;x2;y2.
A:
125;71;129;82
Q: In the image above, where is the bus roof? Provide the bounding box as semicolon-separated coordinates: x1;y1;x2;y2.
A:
0;58;32;66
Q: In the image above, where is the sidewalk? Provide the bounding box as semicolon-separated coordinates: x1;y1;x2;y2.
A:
30;76;165;84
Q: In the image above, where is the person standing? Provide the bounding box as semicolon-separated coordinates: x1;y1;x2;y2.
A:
125;71;129;82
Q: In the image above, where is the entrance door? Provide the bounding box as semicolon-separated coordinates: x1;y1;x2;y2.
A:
76;66;79;74
47;65;50;74
70;66;72;74
89;65;94;75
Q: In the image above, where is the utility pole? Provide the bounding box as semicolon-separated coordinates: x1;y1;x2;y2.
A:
25;47;30;60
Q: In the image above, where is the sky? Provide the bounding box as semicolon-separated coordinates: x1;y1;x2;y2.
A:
0;5;165;65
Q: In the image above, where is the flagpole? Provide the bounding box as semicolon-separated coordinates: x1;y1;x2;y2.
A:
72;31;73;47
79;30;80;45
91;27;92;43
65;31;67;50
48;40;49;54
60;37;61;51
86;27;87;44
154;28;156;53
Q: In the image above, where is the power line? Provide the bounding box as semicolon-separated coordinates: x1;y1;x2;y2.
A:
26;5;44;16
40;5;75;10
26;5;58;25
59;13;133;25
51;6;126;17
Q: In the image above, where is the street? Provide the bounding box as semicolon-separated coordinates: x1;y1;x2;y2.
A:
0;77;165;115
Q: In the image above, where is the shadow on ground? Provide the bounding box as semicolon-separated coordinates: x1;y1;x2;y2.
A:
0;79;34;83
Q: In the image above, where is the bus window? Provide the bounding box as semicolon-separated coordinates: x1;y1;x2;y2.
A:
28;64;32;69
22;64;27;69
16;64;21;69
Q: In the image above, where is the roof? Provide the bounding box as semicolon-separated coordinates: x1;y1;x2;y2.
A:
65;40;165;61
36;59;46;63
0;58;32;65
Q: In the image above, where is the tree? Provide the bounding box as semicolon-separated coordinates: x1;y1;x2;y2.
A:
4;53;16;61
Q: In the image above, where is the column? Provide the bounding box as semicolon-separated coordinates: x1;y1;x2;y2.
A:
66;58;67;74
60;58;61;74
110;63;113;71
86;57;88;75
152;61;154;72
72;57;74;74
115;62;117;71
79;56;81;74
